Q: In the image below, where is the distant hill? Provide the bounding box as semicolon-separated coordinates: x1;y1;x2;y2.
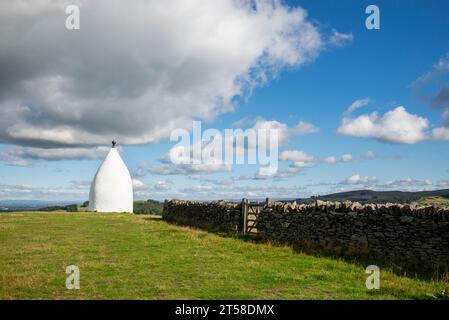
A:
0;200;79;212
0;199;164;214
301;189;449;204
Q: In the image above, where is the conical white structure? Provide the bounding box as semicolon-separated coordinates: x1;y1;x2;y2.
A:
88;143;133;213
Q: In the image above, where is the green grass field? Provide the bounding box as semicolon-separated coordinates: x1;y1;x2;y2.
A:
0;212;446;300
416;196;449;207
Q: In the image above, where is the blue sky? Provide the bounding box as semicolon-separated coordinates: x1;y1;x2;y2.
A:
0;0;449;201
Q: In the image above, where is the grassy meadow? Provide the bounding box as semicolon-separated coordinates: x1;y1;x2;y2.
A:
0;212;446;300
417;196;449;207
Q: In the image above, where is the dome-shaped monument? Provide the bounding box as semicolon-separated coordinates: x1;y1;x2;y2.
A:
88;141;133;213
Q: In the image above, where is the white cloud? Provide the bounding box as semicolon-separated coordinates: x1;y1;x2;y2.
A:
275;167;300;176
252;119;290;146
279;150;315;168
436;180;449;188
279;150;314;163
253;166;302;180
1;146;111;161
443;109;449;126
432;126;449;141
381;177;432;188
158;137;234;176
343;174;378;185
341;174;433;190
338;106;429;144
361;151;377;160
323;156;337;164
70;180;91;190
232;118;319;138
252;119;318;146
0;0;325;149
136;162;232;177
132;179;145;190
153;180;172;191
328;29;354;48
321;152;376;164
410;53;449;117
344;98;370;115
412;53;449;85
178;183;306;200
341;154;353;162
0;183;86;200
140;118;317;177
426;108;449;141
292;121;320;135
0;149;33;167
231;118;254;128
255;166;279;178
5;160;32;168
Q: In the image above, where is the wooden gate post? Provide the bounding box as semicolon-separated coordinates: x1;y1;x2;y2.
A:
265;198;272;206
242;198;248;235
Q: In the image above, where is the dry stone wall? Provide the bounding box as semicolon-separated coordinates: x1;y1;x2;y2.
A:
258;200;449;270
162;200;242;231
163;199;449;270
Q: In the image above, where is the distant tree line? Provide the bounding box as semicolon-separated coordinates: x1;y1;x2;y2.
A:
39;204;78;212
133;200;164;215
38;200;164;214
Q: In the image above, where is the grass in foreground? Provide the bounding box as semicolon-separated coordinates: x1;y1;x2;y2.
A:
0;212;446;299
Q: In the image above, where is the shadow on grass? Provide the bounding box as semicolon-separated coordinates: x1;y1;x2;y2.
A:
161;219;448;284
141;216;163;222
366;285;449;300
288;243;445;281
365;287;432;300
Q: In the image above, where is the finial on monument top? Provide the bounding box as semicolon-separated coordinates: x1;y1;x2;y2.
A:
112;140;117;148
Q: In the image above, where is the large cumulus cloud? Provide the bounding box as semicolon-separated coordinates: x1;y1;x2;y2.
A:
0;0;324;150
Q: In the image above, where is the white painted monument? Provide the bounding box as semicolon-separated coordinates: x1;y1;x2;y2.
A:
88;141;133;213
